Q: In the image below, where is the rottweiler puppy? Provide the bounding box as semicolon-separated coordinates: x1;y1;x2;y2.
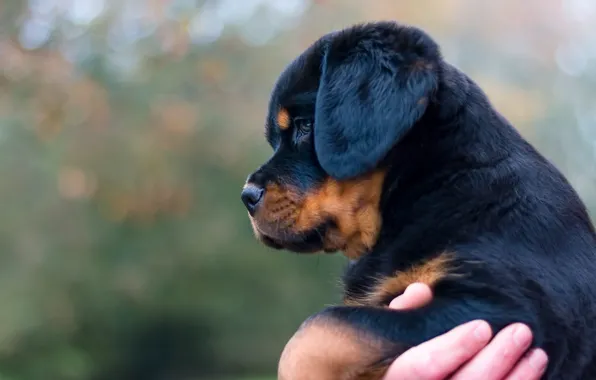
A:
240;21;596;379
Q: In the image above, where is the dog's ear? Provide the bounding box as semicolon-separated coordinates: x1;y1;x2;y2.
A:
314;31;439;180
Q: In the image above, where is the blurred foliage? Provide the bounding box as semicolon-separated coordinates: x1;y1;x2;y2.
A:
0;0;595;379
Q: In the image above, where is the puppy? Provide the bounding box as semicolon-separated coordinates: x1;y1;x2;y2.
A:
240;21;596;380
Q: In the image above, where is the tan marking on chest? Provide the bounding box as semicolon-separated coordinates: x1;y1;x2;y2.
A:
345;252;456;306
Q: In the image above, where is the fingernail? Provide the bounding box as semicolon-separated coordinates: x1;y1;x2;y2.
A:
472;321;491;342
529;349;548;371
513;324;532;348
388;295;402;307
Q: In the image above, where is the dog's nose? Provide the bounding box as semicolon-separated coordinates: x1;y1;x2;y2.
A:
241;184;265;215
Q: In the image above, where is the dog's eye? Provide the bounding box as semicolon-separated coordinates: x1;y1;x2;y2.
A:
293;117;313;143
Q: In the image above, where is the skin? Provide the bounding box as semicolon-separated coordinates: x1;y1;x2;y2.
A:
384;283;549;380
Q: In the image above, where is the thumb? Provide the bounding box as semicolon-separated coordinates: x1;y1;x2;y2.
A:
388;283;433;310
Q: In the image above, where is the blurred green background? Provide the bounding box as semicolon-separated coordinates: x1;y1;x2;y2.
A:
1;0;595;379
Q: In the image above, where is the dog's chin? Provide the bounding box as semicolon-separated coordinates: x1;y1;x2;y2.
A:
256;226;334;255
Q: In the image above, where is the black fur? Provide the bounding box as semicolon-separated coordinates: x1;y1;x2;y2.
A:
243;21;596;379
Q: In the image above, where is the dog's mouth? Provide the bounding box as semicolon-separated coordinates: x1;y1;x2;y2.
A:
251;219;336;254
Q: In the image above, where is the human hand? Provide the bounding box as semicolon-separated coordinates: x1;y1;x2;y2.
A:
383;283;548;380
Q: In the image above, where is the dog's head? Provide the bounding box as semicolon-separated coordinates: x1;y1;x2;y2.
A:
241;22;441;259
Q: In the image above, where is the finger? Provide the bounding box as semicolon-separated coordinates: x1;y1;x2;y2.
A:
504;348;548;380
388;283;433;310
450;323;533;380
383;320;493;380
